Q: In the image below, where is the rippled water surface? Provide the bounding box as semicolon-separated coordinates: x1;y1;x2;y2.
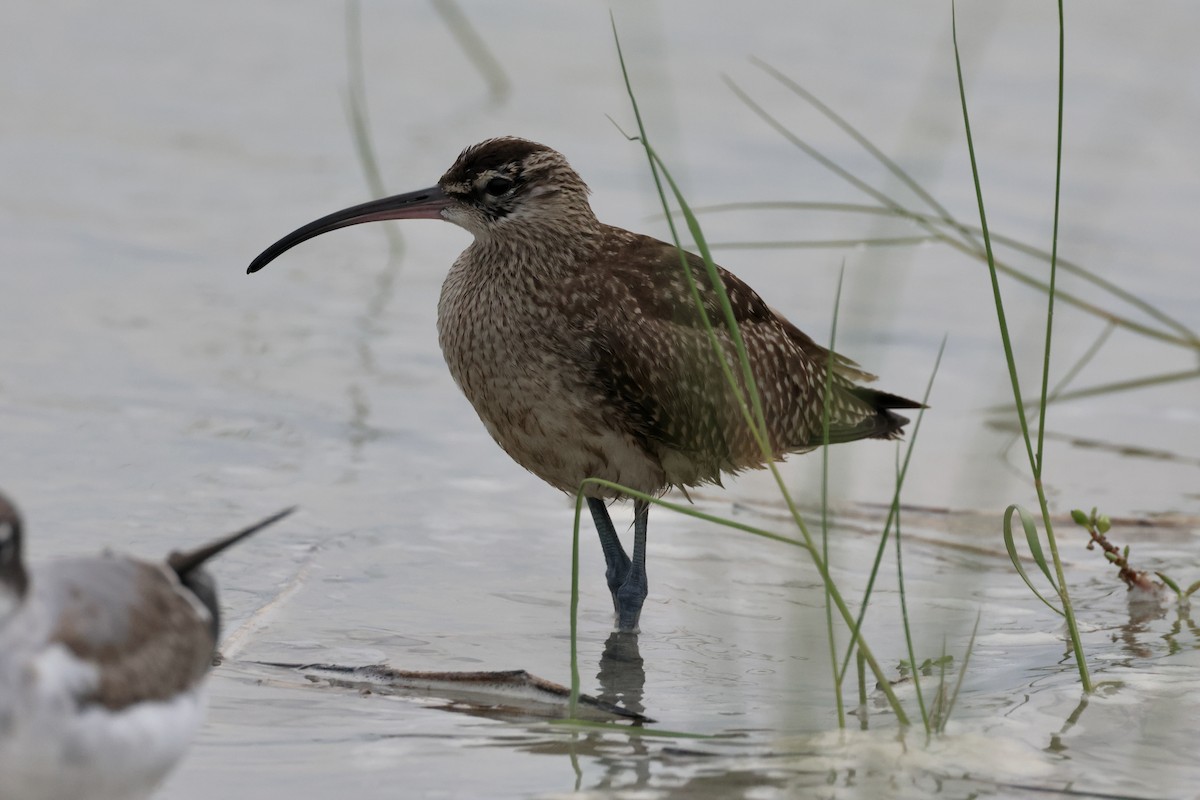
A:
2;1;1198;798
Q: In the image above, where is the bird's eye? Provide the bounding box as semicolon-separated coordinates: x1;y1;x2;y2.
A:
484;176;514;196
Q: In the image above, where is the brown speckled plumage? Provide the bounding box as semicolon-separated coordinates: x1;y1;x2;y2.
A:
246;136;922;631
434;138;920;498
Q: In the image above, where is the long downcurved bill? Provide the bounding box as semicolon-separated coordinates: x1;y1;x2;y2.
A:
246;186;452;274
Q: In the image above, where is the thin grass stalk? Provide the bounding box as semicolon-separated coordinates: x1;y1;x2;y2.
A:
723;76;918;238
643;155;921;717
835;337;944;683
856;648;868;730
933;637;949;732
951;2;1091;691
630;117;920;720
697;200;1197;349
577;476;909;724
612;25;811;557
612;18;910;724
611;28;770;453
710;95;1199;348
624;135;839;632
1035;0;1066;476
568;493;584;718
715;236;938;249
821;267;846;728
1001;323;1113;456
895;449;930;732
429;0;511;104
343;0;403;259
939;612;981;733
938;242;1195;347
581;480;805;547
1022;0;1090;691
747;56;983;255
992;366;1200;410
952;12;1032;473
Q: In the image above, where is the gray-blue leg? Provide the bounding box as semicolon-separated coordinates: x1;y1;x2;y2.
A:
615;499;650;632
587;497;630;603
587;498;650;632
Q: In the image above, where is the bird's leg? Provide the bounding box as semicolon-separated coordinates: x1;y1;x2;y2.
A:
614;499;650;633
587;497;631;607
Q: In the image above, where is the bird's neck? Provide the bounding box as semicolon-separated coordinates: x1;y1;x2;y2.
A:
464;205;604;282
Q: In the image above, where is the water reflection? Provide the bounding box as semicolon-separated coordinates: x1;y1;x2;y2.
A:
1162;603;1200;656
596;630;647;720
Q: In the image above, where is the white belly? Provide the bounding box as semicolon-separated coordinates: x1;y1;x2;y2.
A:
0;645;206;800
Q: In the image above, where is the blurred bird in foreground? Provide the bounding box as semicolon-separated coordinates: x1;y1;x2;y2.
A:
0;490;294;800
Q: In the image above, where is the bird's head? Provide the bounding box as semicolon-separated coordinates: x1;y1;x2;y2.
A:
247;137;593;273
437;137;592;237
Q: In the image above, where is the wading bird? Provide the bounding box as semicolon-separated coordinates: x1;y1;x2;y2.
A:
247;137;919;632
0;491;294;800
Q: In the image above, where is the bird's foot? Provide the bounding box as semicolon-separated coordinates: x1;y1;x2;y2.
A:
613;573;647;633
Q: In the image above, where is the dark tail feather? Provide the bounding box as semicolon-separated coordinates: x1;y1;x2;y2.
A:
851;387;926;412
816;387;925;445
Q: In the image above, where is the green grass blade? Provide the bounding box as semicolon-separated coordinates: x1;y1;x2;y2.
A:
430;0;511;105
1018;508;1056;588
989;367;1200;411
748;57;981;254
856;648;869;730
894;454;929;733
837;336;945;681
612;17;910;726
951;6;1034;469
691;202;1199;351
1155;571;1182;597
343;0;404;261
1035;0;1067;478
568;493;584;718
711;236;937;250
735;59;1199;349
1002;505;1064;616
581;479;807;550
822;266;846;728
938;612;980;733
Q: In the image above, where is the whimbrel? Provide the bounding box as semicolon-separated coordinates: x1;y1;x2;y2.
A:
0;491;294;800
246;137;920;632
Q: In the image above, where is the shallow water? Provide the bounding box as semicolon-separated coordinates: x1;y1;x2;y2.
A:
2;1;1198;798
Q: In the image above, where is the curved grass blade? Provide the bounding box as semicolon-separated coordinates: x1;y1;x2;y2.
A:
1002;505;1064;616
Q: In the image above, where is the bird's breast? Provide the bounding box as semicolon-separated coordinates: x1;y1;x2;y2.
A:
436;259;664;496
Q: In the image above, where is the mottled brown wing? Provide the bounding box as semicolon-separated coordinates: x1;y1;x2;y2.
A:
42;557;214;710
579;229;916;481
